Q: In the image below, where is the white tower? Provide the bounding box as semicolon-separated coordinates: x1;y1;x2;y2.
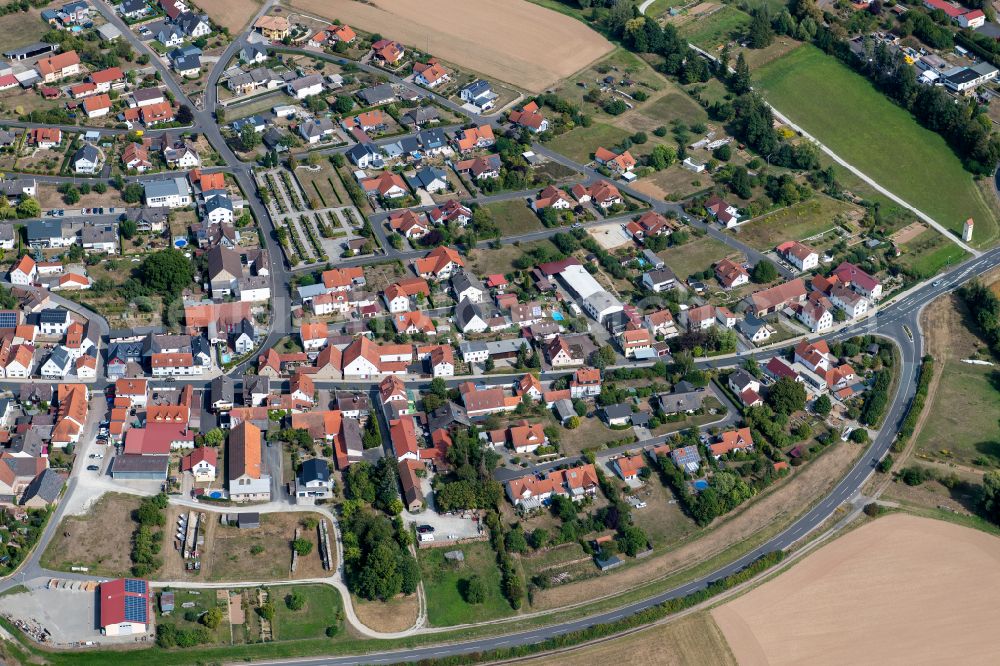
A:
963;218;974;243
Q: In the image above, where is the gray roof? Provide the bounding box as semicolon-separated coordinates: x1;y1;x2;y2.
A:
207;245;242;280
239;43;267;62
428;401;470;432
418;128;447;149
357;83;395;105
454;297;493;330
45;346;72;370
27;219;64;241
81;224;117;245
402;106;439;124
287;74;323;92
112;454;169;474
133;87;164;103
644;267;677;286
737;315;769;338
20;468;64;505
297;282;328;300
299;458;330;484
406;166;448;190
175;12;208;35
603;403;632;419
205;194;234;214
38;308;69;324
211;375;234;403
143;177;189;199
554;398;575;421
658;390;704;414
728;368;757;393
451;272;485;298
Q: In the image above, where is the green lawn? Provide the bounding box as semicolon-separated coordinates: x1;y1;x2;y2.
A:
640;89;708;128
485;199;544;236
733;196;859;250
897;229;969;278
757;45;1000;247
658;236;734;279
272;584;343;641
418;542;515;626
678;5;751;50
546;123;633;163
915;360;1000;466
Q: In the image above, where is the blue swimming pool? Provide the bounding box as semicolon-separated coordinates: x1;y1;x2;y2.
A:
692;479;709;491
173;237;188;248
552;312;564;321
209;491;223;499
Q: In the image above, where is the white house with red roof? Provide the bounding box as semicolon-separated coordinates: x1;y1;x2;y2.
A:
704;195;741;227
181;447;217;482
776;240;819;272
832;261;882;301
9;255;36;286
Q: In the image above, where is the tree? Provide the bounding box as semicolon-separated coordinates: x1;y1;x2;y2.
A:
357;541;403;601
463;575;487;604
334;95;354;114
138;249;194;298
15;197;40;218
257;601;275;621
730;53;752;94
813;394;832;416
981;471;1000;525
505;526;528;554
750;260;778;284
120;219;138;239
122;182;144;204
767;377;806;415
747;10;775;48
616;525;648;556
590;345;616;369
528;527;548;549
286;591;305;610
176;104;193;125
712;143;732;161
240;124;261;151
201;606;224;628
62;186;80;205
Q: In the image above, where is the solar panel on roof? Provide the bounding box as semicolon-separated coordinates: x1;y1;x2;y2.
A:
0;311;16;328
124;595;147;623
124;579;147;594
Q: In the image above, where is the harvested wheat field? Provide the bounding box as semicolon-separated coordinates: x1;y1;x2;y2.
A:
713;513;1000;665
289;0;614;91
203;0;261;32
524;612;736;666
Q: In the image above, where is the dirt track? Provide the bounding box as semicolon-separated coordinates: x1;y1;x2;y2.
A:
713;513;1000;665
288;0;614;91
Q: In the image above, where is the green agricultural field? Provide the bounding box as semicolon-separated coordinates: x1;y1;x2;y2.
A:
757;45;1000;247
485;199;544;236
734;196;860;251
916;360;1000;467
678;5;751;50
418;542;515;626
546;123;633;163
658;236;735;279
897;229;968;278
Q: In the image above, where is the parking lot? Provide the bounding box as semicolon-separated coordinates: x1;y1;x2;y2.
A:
402;473;484;542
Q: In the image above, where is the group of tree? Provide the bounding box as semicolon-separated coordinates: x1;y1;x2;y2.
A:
131;493;168;576
341;504;420;602
959;281;1000;356
345;458;403;515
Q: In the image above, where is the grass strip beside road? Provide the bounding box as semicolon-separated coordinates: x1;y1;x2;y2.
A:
756;45;1000;247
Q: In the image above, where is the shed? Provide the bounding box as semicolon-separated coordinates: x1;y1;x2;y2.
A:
237;512;260;529
160;591;175;612
595;555;622;571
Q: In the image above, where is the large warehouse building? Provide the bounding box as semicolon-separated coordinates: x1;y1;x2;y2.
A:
99;578;150;636
555;263;623;323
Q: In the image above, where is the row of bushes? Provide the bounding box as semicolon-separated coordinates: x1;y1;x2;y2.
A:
893;355;935;453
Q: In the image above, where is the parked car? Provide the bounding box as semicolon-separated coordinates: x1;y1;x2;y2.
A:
86;465;99;471
416;524;435;534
